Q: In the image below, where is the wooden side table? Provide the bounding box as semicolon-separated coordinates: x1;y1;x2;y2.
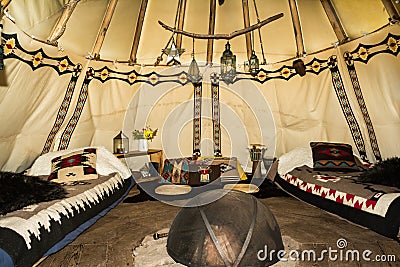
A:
114;149;163;172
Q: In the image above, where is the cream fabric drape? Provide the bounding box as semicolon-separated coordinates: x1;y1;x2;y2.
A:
0;21;399;172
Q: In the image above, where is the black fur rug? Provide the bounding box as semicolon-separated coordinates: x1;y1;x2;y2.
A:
359;157;400;189
0;172;67;215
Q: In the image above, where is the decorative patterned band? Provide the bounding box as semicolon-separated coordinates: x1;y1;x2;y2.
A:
211;73;222;157
41;64;83;154
58;68;94;150
343;52;382;161
328;56;367;160
2;33;76;75
193;82;202;157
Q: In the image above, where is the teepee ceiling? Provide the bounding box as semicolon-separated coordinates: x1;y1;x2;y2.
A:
4;0;399;66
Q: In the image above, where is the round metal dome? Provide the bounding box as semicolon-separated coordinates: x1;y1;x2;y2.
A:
167;189;283;266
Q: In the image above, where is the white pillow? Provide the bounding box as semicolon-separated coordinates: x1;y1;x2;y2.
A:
28;146;132;179
277;146;313;175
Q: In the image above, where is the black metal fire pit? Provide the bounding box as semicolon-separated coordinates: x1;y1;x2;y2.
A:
167;189;283;266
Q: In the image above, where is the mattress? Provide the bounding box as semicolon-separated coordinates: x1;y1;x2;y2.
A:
0;173;134;267
274;164;400;239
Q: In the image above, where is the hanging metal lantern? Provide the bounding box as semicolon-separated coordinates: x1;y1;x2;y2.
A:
188;57;202;83
220;42;236;84
249;50;259;76
113;131;129;154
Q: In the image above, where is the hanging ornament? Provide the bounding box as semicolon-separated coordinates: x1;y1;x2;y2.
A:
188;38;202;83
162;39;185;65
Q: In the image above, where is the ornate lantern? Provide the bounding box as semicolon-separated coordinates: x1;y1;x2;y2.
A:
188;57;202;83
188;39;202;83
220;42;236;84
113;131;129;154
249;50;259;76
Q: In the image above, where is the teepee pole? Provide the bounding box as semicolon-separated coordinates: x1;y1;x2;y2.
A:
175;0;187;50
47;0;80;45
381;0;400;22
129;0;148;65
91;0;118;60
242;0;252;59
320;0;348;43
288;0;306;57
206;0;216;64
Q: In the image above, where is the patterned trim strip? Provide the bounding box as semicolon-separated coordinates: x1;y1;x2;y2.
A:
93;66;190;86
3;32;398;85
210;73;222;157
3;33;76;74
343;52;382;161
193;82;202;157
41;64;83;154
58;68;94;150
348;33;400;63
328;56;367;160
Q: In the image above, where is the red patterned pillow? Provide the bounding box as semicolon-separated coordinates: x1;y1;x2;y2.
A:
48;148;98;182
310;142;359;172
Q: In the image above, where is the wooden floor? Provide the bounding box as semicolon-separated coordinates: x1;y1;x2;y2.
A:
38;185;400;267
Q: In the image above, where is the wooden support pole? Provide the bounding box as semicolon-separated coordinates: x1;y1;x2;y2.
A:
47;0;80;45
288;0;306;57
91;0;118;60
207;0;216;64
320;0;348;43
242;0;252;59
129;0;148;65
381;0;400;22
175;0;187;49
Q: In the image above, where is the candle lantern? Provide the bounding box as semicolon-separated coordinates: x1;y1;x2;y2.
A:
113;131;129;154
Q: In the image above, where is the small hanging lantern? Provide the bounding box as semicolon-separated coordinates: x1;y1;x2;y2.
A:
249;50;259;76
113;131;129;154
188;39;202;83
220;41;236;84
188;58;202;83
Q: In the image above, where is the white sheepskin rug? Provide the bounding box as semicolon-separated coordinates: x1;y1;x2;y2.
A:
133;229;299;267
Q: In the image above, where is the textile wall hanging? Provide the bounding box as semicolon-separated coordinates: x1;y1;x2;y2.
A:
1;33;83;153
234;57;330;83
58;68;94;150
343;52;382;161
347;33;400;63
210;73;222;157
193;82;202;157
41;64;83;154
328;55;367;160
341;33;400;161
92;66;190;86
2;33;76;75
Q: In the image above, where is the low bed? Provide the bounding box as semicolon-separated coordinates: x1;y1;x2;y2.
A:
270;144;400;240
0;147;134;267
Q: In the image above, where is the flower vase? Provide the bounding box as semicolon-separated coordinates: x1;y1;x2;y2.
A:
138;138;148;152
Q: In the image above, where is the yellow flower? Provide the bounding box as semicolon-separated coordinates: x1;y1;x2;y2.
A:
144;129;153;139
133;126;158;140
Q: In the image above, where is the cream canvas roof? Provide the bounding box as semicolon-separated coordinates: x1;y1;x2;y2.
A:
1;0;400;172
6;0;397;65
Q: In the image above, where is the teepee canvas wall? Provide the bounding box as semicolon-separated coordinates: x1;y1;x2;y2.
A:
0;0;399;172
